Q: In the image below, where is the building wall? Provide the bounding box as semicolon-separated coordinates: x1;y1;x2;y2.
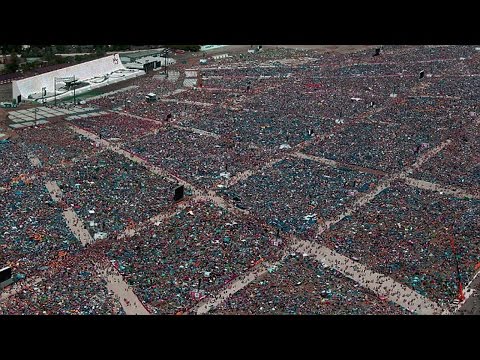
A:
12;54;125;101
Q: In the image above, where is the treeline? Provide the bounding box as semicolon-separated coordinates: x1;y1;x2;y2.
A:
166;45;201;52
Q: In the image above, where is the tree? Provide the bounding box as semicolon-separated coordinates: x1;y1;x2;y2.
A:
111;45;130;51
5;52;20;73
166;45;201;52
95;45;106;57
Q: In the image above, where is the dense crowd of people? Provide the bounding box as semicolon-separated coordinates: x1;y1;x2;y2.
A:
1;253;124;315
103;200;282;314
212;254;410;315
224;158;381;235
52;150;175;238
322;182;480;307
126;127;277;188
413;122;479;194
0;181;81;277
1;45;479;315
0;140;34;186
73;113;160;141
16;123;98;168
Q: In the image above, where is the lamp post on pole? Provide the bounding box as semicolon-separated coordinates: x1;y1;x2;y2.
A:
164;49;168;78
450;234;465;302
73;75;76;105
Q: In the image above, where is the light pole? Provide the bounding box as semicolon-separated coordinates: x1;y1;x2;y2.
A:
73;75;76;105
450;234;465;302
164;49;168;78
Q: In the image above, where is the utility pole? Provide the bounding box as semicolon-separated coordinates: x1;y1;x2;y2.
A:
164;49;168;78
73;75;76;105
450;234;465;302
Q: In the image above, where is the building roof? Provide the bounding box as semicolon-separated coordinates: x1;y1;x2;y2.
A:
120;49;164;61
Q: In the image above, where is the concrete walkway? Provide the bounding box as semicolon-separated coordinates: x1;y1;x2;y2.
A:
403;177;480;200
44;179;94;247
28;155;42;168
96;264;149;315
291;151;387;177
160;98;213;107
63;208;95;246
194;262;271;315
117;200;191;240
292;240;444;315
171;124;221;139
316;139;453;235
0;276;43;302
45;180;63;202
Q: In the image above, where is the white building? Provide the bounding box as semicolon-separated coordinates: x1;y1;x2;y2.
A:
12;54;144;103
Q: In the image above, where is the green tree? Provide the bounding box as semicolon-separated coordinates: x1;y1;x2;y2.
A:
95;45;106;57
5;52;20;73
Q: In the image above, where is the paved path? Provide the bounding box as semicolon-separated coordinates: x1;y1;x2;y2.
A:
118;200;190;240
316;139;453;235
171;124;221;139
291;151;387;177
403;177;480;200
160;98;213;107
28;155;42;168
194;262;271;314
44;180;63;202
0;276;43;302
96;264;149;315
63;208;95;246
292;240;444;314
44;178;94;246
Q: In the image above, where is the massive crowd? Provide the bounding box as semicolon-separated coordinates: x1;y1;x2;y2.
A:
412;122;479;194
0;140;34;186
0;181;81;277
51;150;175;238
73;113;160;141
212;253;410;315
126;126;277;188
224;158;381;235
322;182;480;307
16;123;99;168
1;45;479;315
103;200;282;314
0;252;124;315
